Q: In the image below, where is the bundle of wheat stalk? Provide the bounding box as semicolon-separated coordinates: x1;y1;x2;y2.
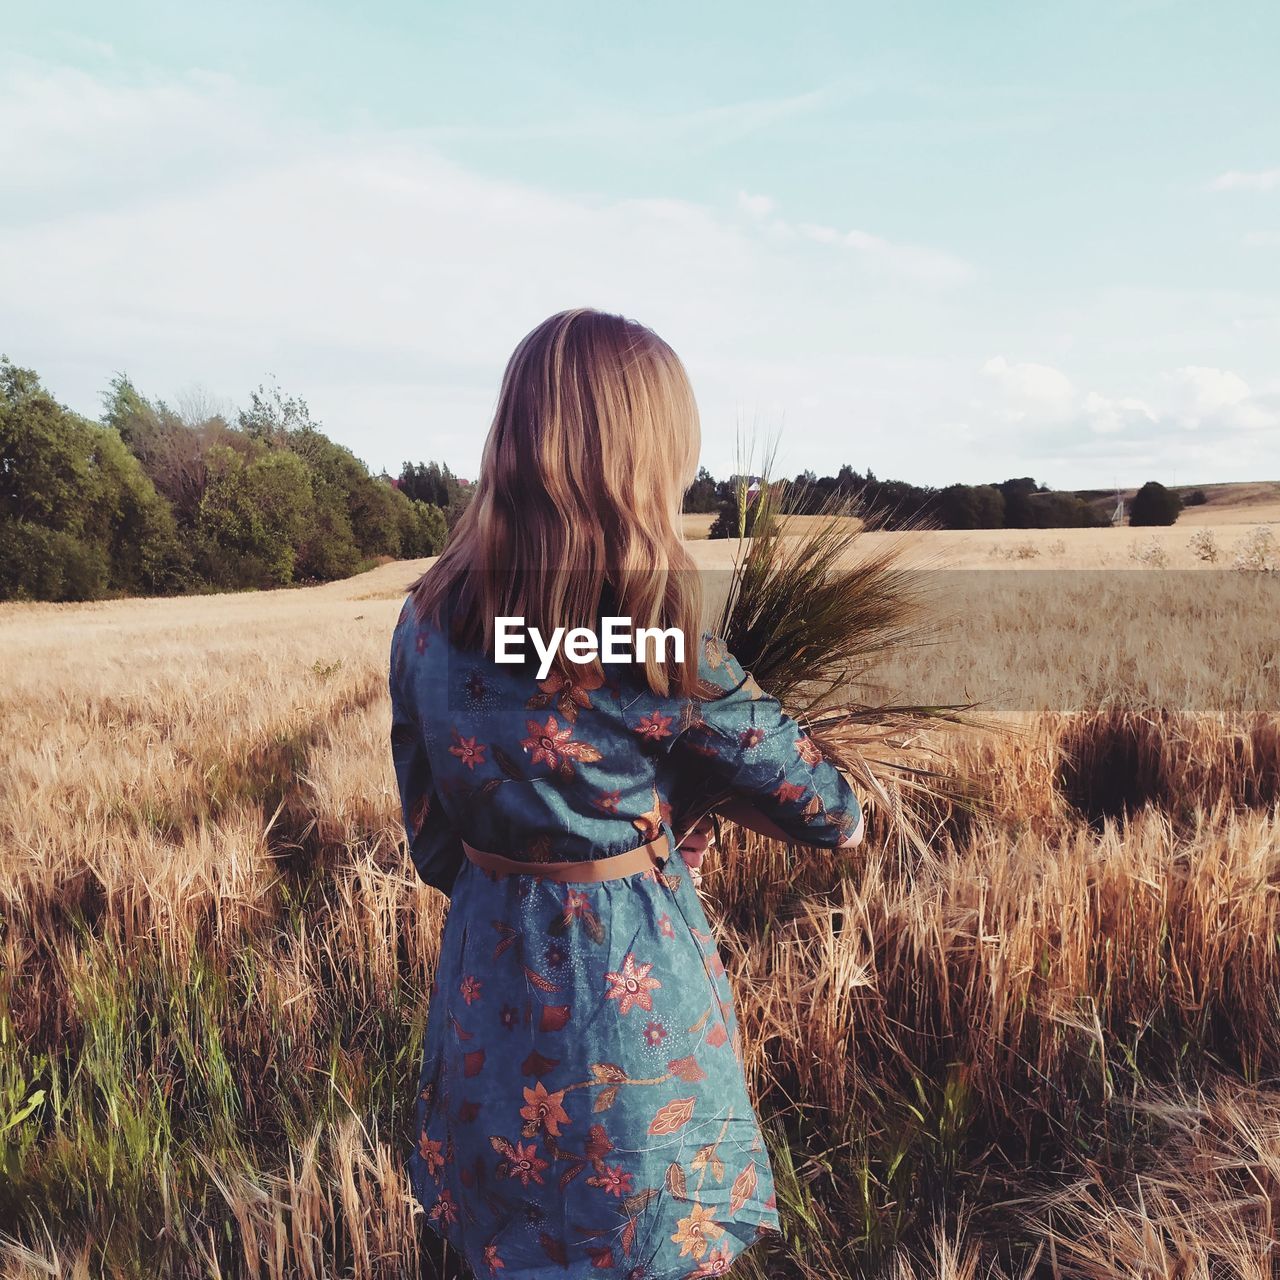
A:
676;465;982;862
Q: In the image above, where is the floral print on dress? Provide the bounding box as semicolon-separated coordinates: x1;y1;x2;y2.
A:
389;597;860;1278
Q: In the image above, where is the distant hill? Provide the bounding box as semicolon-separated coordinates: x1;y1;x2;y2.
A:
1074;480;1280;526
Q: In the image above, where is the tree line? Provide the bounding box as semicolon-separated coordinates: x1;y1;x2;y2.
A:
0;356;1190;603
0;358;459;602
691;467;1187;536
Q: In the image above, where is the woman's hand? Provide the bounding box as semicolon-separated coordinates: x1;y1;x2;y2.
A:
710;796;795;844
676;814;717;870
678;767;865;869
836;770;865;849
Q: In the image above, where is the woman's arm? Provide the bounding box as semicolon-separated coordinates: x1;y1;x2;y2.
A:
389;627;466;895
666;636;864;850
715;779;865;847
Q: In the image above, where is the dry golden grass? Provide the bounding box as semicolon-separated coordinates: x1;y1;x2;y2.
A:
690;522;1279;570
681;511;864;541
682;511;716;538
1;543;1278;1278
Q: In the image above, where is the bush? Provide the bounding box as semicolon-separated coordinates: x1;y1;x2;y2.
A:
195;444;315;588
1129;537;1170;568
708;495;760;540
1189;529;1220;564
0;520;110;601
1129;480;1182;527
399;499;448;558
1233;526;1277;572
998;541;1041;561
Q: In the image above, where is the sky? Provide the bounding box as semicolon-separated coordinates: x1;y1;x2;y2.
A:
2;1;1278;490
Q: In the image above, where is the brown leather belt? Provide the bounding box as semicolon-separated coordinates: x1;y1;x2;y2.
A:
462;834;669;883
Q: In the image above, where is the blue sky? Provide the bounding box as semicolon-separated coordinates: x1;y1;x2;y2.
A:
3;1;1278;488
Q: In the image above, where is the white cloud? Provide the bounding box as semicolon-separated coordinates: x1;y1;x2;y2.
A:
980;355;1278;447
1208;168;1280;192
0;62;279;205
737;191;775;218
0;62;984;480
1081;391;1157;436
795;220;975;286
981;355;1075;417
981;357;1158;438
425;87;840;147
1165;366;1277;431
1243;230;1280;247
2;59;1274;490
730;188;974;286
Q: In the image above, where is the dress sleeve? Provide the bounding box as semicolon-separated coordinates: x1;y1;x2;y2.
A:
670;634;862;848
389;624;465;896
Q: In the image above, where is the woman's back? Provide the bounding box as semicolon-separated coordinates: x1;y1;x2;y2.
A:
387;308;860;1277
390;598;859;1278
391;598;860;890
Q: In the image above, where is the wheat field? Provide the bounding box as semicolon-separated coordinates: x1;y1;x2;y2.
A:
2;522;1279;1279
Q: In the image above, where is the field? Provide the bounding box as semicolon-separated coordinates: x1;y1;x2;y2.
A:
2;513;1279;1279
685;480;1280;569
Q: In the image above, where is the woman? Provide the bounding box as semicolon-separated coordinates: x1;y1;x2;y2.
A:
389;308;863;1279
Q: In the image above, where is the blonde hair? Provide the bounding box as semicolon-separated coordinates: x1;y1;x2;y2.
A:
408;307;703;697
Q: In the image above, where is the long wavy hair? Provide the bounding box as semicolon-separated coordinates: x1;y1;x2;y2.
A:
407;308;703;697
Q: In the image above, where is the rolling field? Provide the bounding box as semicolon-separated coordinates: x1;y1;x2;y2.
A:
685;482;1280;568
2;521;1279;1279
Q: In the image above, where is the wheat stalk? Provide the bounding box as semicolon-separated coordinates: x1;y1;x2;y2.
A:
678;455;987;860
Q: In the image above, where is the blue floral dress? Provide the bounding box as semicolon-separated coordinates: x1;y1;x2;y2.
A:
388;596;860;1279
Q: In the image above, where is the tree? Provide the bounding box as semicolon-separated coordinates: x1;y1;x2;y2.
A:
238;381;319;446
1129;480;1182;527
399;460;456;509
997;477;1042;529
444;482;474;530
0;519;110;601
1;357;181;600
708;494;754;540
397;498;448;558
708;477;775;539
286;430;375;577
934;483;1007;529
195;444;315;587
101;372;234;530
682;466;720;513
239;383;427;574
399;460;474;529
1027;490;1109;529
294;467;363;580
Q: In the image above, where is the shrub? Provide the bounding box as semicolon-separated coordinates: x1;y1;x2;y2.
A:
399;499;448;558
1233;526;1278;572
1189;529;1220;564
0;520;110;601
1129;537;1170;569
195;444;315;588
1129;480;1182;526
998;541;1041;561
709;494;760;540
